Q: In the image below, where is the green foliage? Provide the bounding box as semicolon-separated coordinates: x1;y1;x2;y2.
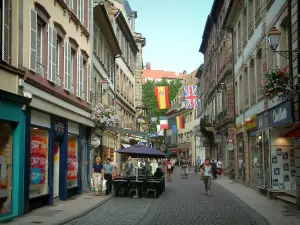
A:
142;78;182;131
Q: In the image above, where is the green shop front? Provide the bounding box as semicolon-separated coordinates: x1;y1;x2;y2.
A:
0;90;31;222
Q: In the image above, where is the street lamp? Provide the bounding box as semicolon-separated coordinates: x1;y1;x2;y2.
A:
267;27;300;60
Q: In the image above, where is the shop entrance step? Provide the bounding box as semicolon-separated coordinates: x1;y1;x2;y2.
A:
275;194;296;205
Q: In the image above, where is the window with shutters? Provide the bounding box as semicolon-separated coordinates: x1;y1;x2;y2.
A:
77;0;84;24
76;53;85;99
63;40;73;92
0;0;10;63
47;26;57;83
88;0;92;33
30;8;47;77
87;64;91;103
65;0;73;10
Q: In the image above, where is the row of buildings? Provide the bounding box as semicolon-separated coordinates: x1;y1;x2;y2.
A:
195;0;299;207
0;0;148;221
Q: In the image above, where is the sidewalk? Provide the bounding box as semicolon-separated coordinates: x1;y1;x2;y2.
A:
7;192;112;225
216;177;300;225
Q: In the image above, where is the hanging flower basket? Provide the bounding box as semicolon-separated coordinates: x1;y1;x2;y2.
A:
91;103;119;128
262;68;293;101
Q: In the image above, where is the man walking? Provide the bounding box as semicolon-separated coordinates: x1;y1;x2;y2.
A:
92;157;104;196
165;158;173;181
196;156;201;172
103;158;114;195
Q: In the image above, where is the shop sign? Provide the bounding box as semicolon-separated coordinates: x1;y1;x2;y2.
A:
244;114;257;130
54;122;65;135
268;101;292;127
256;113;264;130
235;122;244;133
90;137;100;148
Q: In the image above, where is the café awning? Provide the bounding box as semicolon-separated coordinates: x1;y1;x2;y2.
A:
283;122;300;137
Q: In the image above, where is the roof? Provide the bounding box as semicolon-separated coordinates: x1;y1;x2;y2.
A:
222;0;236;29
142;69;185;82
199;0;225;53
106;3;139;53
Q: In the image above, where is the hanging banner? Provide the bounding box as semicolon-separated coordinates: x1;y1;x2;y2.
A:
157;125;164;136
154;86;169;109
159;116;169;129
184;85;198;109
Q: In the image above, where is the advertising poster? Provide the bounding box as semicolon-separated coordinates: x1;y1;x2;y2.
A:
67;141;78;180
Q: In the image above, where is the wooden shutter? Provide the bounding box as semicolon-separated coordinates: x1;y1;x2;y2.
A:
64;41;68;89
87;64;91;103
2;0;10;63
47;25;53;81
77;0;81;21
88;0;92;33
81;0;84;23
67;42;72;91
30;9;37;71
80;55;84;98
52;29;57;82
76;52;80;96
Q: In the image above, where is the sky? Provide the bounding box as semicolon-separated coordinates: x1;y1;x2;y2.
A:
129;0;214;74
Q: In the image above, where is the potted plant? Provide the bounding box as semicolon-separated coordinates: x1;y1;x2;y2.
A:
91;103;119;128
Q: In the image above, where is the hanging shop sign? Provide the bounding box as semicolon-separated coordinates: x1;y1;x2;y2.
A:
244;114;257;130
268;101;292;127
54;121;65;136
90;137;101;148
256;113;265;131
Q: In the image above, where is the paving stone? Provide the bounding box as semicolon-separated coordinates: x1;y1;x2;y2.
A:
64;170;269;225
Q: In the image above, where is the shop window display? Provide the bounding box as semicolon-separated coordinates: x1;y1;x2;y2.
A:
68;134;78;188
249;135;259;183
0;122;12;214
30;128;49;198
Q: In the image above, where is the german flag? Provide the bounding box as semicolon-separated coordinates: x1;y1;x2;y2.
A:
176;116;185;129
154;86;169;109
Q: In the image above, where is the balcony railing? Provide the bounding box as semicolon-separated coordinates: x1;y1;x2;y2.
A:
248;21;254;39
36;62;45;78
238;44;242;56
255;8;261;28
200;115;215;129
216;109;227;125
250;92;256;105
242;33;247;48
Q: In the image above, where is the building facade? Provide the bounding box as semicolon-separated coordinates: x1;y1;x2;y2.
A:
165;68;199;165
0;0;32;221
199;0;235;169
91;2;121;166
19;0;94;213
224;0;299;206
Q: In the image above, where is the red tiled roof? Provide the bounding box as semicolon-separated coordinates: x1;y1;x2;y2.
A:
142;69;185;83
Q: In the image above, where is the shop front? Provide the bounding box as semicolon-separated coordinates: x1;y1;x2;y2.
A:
0;90;31;222
235;122;245;182
25;109;91;213
244;114;257;186
267;101;295;193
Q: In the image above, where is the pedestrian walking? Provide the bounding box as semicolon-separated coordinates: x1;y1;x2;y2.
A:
165;158;173;181
103;158;114;195
201;158;212;195
211;159;217;179
92;157;104;196
125;156;133;177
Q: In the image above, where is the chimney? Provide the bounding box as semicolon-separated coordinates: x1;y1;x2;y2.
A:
146;62;151;70
183;70;187;75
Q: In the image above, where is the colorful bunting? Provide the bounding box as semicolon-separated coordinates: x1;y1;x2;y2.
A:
184;85;198;109
154;86;169;109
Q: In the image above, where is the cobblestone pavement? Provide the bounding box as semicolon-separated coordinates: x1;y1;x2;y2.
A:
64;170;269;225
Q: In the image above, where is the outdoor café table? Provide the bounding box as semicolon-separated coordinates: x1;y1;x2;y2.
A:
113;179;128;197
129;180;144;198
144;180;161;197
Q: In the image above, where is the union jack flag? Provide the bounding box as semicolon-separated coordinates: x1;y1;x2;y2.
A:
184;85;198;109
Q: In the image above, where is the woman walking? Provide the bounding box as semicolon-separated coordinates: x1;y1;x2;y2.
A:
201;158;212;195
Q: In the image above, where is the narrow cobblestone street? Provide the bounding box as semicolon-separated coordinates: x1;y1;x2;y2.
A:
64;170;269;225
